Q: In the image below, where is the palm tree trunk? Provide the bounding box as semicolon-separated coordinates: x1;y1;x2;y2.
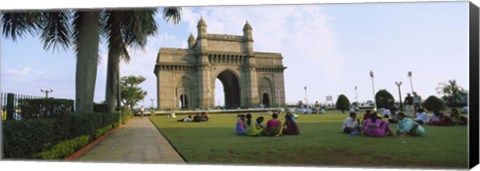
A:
105;11;123;114
105;50;120;114
75;11;100;112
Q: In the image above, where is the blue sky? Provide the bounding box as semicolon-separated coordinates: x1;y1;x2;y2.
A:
1;2;470;107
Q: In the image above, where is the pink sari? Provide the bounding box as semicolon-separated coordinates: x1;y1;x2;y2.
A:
363;118;390;137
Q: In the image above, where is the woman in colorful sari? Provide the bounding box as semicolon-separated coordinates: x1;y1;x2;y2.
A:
283;114;300;135
246;114;264;136
363;112;393;137
264;113;282;136
235;114;246;135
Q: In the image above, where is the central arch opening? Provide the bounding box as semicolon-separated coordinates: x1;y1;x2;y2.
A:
216;70;240;109
262;93;270;108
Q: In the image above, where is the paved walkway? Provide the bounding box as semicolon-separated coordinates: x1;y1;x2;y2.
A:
77;117;185;164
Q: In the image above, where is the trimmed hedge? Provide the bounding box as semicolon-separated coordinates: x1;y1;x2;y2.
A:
96;125;113;139
3;112;119;159
18;98;74;119
33;135;90;159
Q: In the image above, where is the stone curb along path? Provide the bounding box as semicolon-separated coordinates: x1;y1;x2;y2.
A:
64;123;122;161
67;117;186;164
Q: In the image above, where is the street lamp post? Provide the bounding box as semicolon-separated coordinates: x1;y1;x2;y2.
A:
369;70;377;111
395;81;403;110
149;98;154;116
150;98;154;108
408;71;414;93
354;86;358;103
304;86;308;108
40;88;53;98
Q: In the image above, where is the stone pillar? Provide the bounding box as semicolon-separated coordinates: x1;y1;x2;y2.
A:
274;72;286;107
196;61;211;109
243;57;259;108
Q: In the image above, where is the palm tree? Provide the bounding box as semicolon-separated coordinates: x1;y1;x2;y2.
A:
2;10;101;112
2;8;181;113
103;8;181;113
436;79;468;106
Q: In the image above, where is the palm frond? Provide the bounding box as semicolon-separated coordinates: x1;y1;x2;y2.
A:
163;7;182;24
39;10;72;51
121;9;158;48
1;11;42;41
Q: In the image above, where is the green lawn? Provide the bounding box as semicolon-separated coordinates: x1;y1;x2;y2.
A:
149;112;468;169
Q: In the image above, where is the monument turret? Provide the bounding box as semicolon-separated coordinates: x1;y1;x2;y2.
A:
243;21;254;54
188;33;196;49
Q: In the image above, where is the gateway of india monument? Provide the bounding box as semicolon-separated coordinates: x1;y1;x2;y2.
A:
154;18;286;110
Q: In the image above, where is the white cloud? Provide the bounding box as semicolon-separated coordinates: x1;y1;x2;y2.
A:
185;5;343;102
93;5;343;104
7;67;32;77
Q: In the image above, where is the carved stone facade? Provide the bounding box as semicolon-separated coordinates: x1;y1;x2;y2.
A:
154;18;286;110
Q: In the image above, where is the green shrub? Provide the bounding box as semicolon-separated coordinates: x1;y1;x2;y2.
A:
3;119;55;158
335;94;350;113
375;89;395;109
96;125;113;139
424;95;446;111
3;112;119;159
93;103;109;113
18;98;73;119
33;135;90;159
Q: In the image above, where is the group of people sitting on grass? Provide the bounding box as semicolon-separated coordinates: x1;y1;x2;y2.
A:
235;112;300;136
343;110;425;137
374;106;468;126
177;112;210;122
344;107;468;137
411;108;467;126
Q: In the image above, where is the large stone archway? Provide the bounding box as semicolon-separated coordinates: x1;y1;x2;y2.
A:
216;70;241;109
154;18;286;110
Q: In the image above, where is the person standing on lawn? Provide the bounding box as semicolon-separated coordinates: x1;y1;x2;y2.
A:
264;113;282;136
412;92;422;112
342;112;362;134
396;112;425;136
363;112;393;137
404;93;414;116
